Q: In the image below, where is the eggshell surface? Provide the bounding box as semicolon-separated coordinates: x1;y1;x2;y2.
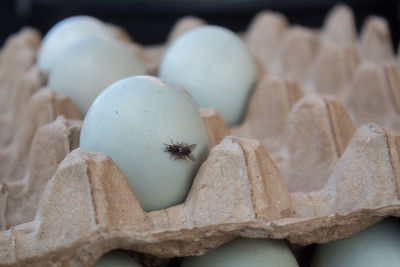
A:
80;76;208;211
94;250;142;267
38;16;113;72
159;25;258;126
48;35;145;116
312;218;400;267
181;238;299;267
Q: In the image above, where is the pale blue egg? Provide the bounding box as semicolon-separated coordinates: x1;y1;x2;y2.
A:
80;76;208;211
38;16;113;72
312;218;400;267
182;238;299;267
159;25;258;126
49;35;145;116
95;250;142;267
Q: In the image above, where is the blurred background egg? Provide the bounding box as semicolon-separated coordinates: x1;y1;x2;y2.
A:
94;250;142;267
159;25;258;126
37;16;115;73
181;238;299;267
48;34;145;116
80;75;208;211
312;218;400;267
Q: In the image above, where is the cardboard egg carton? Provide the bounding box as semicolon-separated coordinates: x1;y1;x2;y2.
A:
1;4;400;266
0;29;82;232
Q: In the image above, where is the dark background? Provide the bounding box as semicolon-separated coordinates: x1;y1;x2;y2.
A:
0;0;399;49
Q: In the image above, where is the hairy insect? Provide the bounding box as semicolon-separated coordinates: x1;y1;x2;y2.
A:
163;140;197;161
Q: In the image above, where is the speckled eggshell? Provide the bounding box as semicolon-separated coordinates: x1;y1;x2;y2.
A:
312;218;400;267
48;35;145;116
182;238;299;267
94;251;142;267
80;75;208;211
159;25;258;126
37;16;113;72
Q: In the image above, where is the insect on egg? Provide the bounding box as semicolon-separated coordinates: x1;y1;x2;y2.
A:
164;141;197;161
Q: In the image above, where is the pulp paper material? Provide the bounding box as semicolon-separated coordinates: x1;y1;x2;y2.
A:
1;6;400;265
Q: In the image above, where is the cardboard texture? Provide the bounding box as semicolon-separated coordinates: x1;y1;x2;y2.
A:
0;4;400;266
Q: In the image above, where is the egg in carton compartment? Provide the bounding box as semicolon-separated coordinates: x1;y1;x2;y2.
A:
1;4;400;266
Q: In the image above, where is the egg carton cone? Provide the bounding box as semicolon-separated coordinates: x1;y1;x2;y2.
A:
1;4;400;266
246;4;395;70
0;28;44;149
0;28;82;230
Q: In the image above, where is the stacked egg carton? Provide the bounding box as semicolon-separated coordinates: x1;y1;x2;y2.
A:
0;4;400;266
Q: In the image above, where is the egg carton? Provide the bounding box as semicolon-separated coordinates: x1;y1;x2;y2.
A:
0;28;82;231
1;4;400;266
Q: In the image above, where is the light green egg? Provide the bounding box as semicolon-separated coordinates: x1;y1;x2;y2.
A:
94;250;142;267
182;238;299;267
38;16;113;73
159;25;258;126
48;35;145;117
80;76;208;211
312;218;400;267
